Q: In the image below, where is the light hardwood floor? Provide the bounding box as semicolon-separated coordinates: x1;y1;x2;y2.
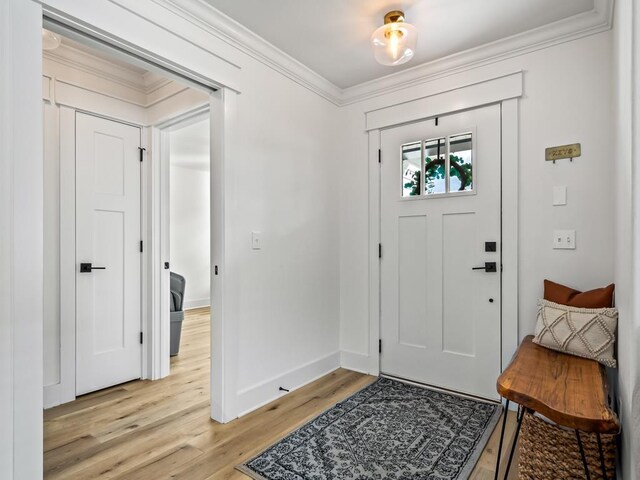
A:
44;307;518;479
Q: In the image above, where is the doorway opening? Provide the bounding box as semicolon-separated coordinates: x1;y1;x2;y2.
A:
166;115;211;373
41;24;215;412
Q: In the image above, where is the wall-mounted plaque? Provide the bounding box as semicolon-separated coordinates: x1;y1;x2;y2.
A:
545;143;581;162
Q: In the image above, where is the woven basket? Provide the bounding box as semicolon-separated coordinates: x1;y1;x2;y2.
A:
518;412;616;480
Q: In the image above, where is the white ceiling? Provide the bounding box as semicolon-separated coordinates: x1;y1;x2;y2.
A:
170;118;210;171
203;0;595;88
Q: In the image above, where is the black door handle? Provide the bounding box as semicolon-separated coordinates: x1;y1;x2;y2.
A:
80;262;106;273
472;262;497;273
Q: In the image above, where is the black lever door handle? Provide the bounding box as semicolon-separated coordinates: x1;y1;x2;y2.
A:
472;262;497;273
80;262;106;273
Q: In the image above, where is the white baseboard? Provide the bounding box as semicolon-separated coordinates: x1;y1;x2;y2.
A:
43;382;75;409
43;384;60;409
184;298;210;310
236;351;341;417
340;350;371;374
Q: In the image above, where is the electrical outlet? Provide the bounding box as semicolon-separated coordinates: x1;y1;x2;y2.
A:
553;230;576;249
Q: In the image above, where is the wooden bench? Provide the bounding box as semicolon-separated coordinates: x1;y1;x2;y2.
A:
494;336;620;480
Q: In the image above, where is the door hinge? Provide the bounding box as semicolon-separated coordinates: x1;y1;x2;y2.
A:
138;146;146;162
378;149;381;164
140;332;143;344
435;117;439;126
378;243;382;259
140;240;143;253
379;339;382;354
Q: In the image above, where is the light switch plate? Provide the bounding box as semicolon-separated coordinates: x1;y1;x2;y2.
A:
553;230;576;249
251;231;262;250
553;186;567;206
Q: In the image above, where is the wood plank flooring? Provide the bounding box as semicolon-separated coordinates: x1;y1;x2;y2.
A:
44;307;518;479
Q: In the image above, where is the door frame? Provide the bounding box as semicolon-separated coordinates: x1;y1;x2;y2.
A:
366;72;522;380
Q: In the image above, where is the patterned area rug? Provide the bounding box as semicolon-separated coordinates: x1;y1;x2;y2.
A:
237;377;501;480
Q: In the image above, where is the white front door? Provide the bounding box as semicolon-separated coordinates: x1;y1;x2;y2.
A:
380;104;501;400
76;112;142;395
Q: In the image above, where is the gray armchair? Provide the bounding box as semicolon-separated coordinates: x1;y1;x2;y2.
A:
170;272;186;356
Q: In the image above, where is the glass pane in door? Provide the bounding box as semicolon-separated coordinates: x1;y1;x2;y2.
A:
424;137;447;195
449;133;473;192
402;142;421;197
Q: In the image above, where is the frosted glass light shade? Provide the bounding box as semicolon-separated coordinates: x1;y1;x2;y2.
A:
371;22;417;66
42;29;61;51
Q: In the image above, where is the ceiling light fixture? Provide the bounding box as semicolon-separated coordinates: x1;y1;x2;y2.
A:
42;29;61;51
371;10;417;66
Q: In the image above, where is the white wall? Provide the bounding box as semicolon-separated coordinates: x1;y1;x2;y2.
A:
170;119;211;309
338;32;615;368
224;53;341;416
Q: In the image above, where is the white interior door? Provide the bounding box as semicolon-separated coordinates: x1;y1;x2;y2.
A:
76;112;142;396
380;104;501;400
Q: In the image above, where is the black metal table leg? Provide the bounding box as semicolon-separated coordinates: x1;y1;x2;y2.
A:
575;430;592;480
503;406;526;480
494;399;510;480
596;433;608;480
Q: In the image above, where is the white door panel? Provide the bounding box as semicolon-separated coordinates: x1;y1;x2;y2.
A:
76;112;142;396
380;105;501;400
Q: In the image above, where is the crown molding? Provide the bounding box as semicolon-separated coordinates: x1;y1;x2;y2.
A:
44;42;187;107
44;42;149;94
49;0;613;107
154;0;343;105
155;0;612;107
340;0;614;105
143;71;174;93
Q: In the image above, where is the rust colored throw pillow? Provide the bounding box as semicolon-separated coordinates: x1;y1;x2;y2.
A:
544;280;615;308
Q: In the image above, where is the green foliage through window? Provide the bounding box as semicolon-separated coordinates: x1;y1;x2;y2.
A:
404;170;421;196
401;134;473;196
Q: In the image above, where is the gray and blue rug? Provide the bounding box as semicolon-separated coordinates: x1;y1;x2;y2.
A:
238;377;501;479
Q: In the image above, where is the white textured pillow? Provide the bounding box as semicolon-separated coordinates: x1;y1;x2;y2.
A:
533;299;618;368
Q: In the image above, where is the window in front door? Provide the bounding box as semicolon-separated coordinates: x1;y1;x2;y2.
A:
401;132;474;198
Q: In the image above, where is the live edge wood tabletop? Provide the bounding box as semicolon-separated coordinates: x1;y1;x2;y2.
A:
493;336;620;480
497;335;620;435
